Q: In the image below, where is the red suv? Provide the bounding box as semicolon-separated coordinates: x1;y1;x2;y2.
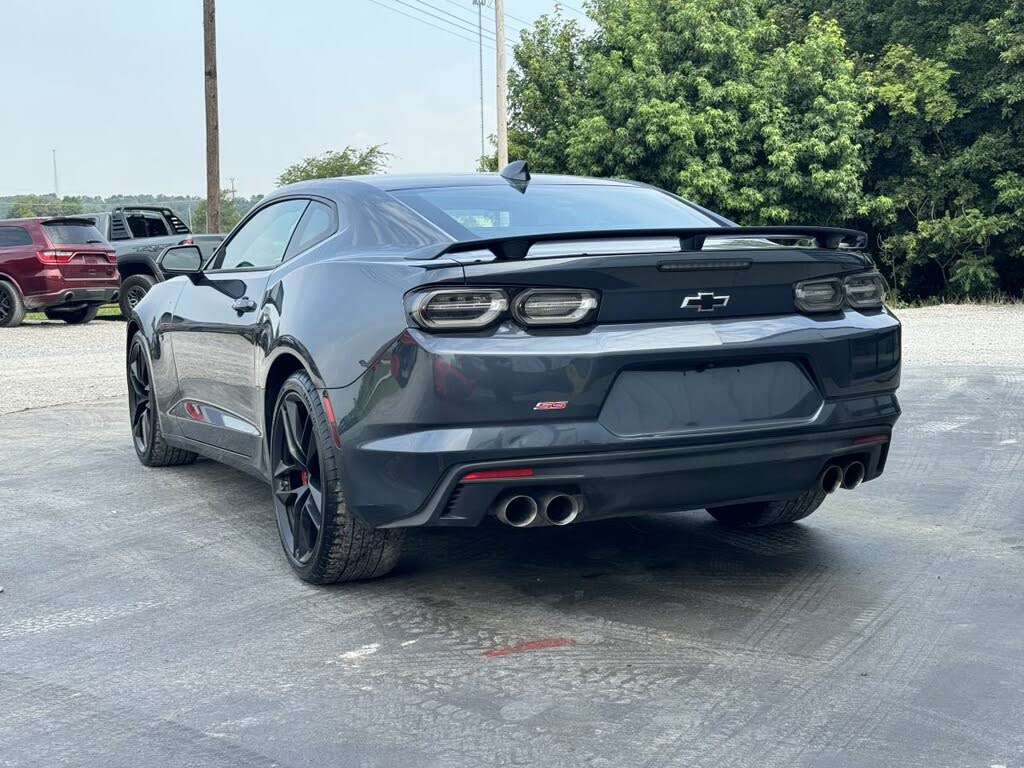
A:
0;217;119;327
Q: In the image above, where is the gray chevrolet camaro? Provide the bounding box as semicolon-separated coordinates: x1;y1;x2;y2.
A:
126;163;901;583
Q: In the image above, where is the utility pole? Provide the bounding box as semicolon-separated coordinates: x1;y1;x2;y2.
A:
51;149;60;212
474;0;486;165
494;0;508;168
51;149;59;199
203;0;221;233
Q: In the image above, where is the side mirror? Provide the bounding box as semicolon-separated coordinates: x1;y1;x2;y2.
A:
158;245;203;276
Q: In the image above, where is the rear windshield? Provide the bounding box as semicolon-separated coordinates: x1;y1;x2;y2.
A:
391;183;720;238
43;221;107;246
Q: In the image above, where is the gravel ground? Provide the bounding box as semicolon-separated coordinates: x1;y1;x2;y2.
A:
0;305;1021;416
2;308;1024;766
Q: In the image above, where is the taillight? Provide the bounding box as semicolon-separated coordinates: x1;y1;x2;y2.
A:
407;288;508;330
794;278;843;313
844;272;887;309
106;253;117;263
512;289;599;326
794;271;887;313
36;250;75;264
179;238;194;245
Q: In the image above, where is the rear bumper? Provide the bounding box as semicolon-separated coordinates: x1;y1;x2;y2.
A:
385;427;893;527
327;310;901;527
23;284;120;310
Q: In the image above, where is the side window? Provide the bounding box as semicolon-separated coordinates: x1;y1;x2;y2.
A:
214;199;309;270
284;201;336;260
125;211;171;238
0;227;33;247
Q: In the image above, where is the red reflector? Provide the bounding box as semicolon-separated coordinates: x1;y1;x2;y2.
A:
322;392;341;448
462;468;535;482
184;402;204;421
852;434;888;445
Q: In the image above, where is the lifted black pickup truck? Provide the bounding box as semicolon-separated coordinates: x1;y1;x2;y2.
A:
80;207;224;316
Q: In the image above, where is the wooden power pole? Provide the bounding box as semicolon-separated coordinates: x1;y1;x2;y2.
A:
203;0;220;232
494;0;509;168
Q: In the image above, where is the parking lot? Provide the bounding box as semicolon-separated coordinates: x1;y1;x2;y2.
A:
2;306;1023;767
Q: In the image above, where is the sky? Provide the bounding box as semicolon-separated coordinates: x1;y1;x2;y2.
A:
0;0;588;199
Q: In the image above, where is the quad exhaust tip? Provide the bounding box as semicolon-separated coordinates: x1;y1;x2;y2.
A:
820;460;867;494
495;494;538;528
820;464;843;495
540;492;581;526
842;460;865;490
493;491;583;527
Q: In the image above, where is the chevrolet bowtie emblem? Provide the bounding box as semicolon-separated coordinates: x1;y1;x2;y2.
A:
681;292;730;312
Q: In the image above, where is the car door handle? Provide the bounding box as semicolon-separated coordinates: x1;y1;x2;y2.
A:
232;297;258;314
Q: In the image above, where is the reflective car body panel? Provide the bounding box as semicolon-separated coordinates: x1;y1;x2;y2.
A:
128;173;901;525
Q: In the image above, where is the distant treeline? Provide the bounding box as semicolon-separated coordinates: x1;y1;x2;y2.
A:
0;192;263;232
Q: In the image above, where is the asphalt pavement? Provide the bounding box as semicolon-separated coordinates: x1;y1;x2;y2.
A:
1;309;1023;767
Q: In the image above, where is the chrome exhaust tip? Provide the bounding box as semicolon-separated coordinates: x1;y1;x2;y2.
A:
495;494;539;528
820;464;843;495
540;492;581;526
842;461;866;490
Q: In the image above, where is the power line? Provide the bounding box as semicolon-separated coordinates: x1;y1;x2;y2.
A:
393;0;497;42
434;0;527;36
555;1;589;18
364;0;494;48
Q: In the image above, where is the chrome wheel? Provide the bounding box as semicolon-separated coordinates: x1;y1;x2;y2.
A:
272;392;324;566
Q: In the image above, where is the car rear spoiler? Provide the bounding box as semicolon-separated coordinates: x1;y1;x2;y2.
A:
412;226;868;261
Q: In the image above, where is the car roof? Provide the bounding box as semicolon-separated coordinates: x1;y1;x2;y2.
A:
270;172;637;201
0;216;95;225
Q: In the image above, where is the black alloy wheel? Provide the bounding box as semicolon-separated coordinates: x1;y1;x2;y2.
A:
0;281;26;328
126;334;197;467
126;285;147;310
269;371;404;583
128;339;154;455
0;290;11;324
272;392;325;566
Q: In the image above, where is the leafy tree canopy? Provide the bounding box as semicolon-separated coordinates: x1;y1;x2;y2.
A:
276;145;392;186
507;0;1024;299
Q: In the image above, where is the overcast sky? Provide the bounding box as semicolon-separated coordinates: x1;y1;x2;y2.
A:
0;0;586;199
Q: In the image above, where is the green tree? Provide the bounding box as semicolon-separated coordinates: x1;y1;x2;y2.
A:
5;194;83;218
507;0;1024;299
509;2;872;227
193;190;244;233
276;145;392;186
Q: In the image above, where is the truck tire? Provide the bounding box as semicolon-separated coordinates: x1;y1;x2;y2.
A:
120;274;156;317
706;488;826;528
45;304;100;324
0;281;27;328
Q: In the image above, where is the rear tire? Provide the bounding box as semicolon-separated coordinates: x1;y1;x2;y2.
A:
128;333;197;467
45;304;100;324
120;274;156;317
707;488;826;528
0;281;26;328
271;371;404;584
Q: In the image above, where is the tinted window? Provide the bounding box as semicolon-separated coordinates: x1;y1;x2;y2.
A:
0;226;33;247
215;199;308;270
125;211;170;238
392;183;719;238
42;221;107;245
285;201;336;260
